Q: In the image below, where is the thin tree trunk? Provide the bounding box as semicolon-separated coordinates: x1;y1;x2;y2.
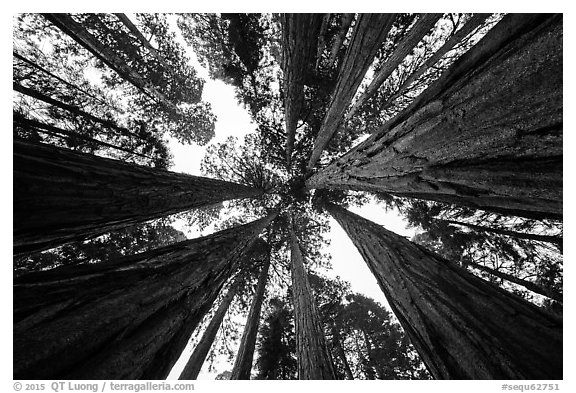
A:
441;219;563;250
114;13;171;70
14;113;154;161
331;320;354;380
230;249;271;380
346;13;442;121
325;14;354;70
13;139;263;255
315;14;331;71
362;329;384;379
289;221;336;379
375;13;492;116
42;13;179;111
326;203;562;379
280;14;324;168
466;261;562;303
307;14;563;221
307;14;397;171
13;82;141;139
13;213;277;379
13;50;120;111
179;275;242;380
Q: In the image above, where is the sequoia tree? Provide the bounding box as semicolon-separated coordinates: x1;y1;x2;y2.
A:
14;213;277;379
231;247;272;379
289;220;336;379
14;139;264;255
307;14;562;220
325;202;562;379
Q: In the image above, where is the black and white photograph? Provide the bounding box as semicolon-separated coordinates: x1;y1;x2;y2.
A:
10;6;565;388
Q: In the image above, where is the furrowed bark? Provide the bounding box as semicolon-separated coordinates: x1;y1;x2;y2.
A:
280;14;324;168
307;14;563;220
326;203;562;379
346;13;443;121
440;219;563;250
290;222;336;379
179;276;242;380
375;13;492;115
13;213;277;380
307;14;396;171
114;13;171;70
42;13;179;111
466;261;562;303
230;250;271;380
13;139;264;255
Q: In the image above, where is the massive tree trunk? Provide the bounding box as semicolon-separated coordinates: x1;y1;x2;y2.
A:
114;13;171;70
289;222;336;379
230;249;271;380
326;203;562;379
179;275;242;380
307;14;396;171
346;13;443;121
441;219;563;250
375;13;492;115
13;213;277;380
330;320;354;380
280;14;324;168
42;13;179;111
13;139;263;255
466;261;562;303
308;14;563;221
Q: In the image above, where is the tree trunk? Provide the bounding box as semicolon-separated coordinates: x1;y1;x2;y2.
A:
179;275;242;380
307;14;397;171
307;14;563;221
326;203;562;379
375;13;492;115
114;13;171;70
13;139;263;255
230;249;271;380
315;14;331;71
42;13;179;111
13;212;277;380
466;261;562;303
441;219;563;250
346;13;443;121
280;14;324;168
289;222;336;379
325;14;354;70
13;82;140;139
13;114;154;162
330;320;354;380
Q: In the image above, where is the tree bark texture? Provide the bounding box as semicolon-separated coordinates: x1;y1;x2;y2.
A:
179;275;242;380
230;250;271;380
326;203;562;379
42;13;179;111
308;14;563;221
307;14;397;171
375;13;492;115
346;13;443;121
466;261;562;303
13;212;277;379
290;224;336;379
280;14;324;168
13;139;263;255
